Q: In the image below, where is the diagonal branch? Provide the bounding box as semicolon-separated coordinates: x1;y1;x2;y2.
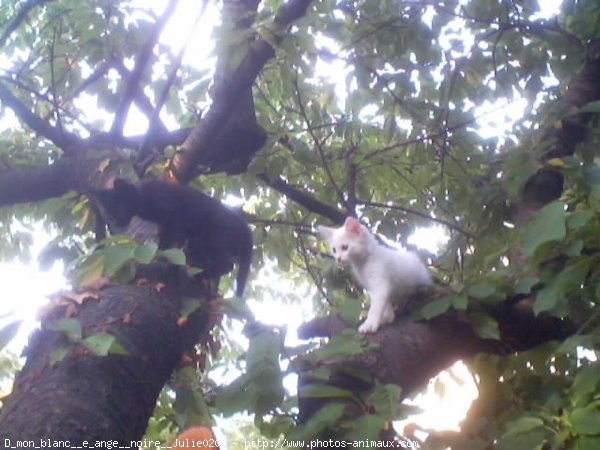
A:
293;72;348;211
67;59;117;102
258;174;346;224
171;0;315;182
0;0;55;48
111;60;168;134
109;0;179;137
359;199;474;237
0;81;79;149
136;0;209;174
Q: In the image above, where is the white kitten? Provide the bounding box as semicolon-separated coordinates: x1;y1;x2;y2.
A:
318;217;431;333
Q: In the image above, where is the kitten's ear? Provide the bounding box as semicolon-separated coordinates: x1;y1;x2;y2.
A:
344;217;362;235
317;225;335;240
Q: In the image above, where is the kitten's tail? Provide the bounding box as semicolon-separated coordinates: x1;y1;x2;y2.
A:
235;225;254;297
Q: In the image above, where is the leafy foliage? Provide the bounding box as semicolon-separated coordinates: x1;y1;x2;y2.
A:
1;0;600;448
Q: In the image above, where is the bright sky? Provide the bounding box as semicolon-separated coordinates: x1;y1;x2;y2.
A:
0;228;66;356
0;0;566;441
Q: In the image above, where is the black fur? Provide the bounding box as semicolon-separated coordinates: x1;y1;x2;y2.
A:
92;178;253;297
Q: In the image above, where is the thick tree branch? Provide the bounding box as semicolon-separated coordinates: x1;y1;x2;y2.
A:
296;306;574;424
171;0;314;182
67;59;118;103
519;56;600;218
0;128;192;211
0;159;78;206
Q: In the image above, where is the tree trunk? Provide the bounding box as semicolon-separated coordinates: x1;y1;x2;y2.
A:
0;263;211;444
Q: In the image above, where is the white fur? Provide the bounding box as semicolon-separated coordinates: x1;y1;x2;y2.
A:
318;217;431;333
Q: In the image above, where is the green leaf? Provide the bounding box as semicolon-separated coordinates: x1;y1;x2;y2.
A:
571;405;600;435
50;318;82;342
299;384;355;399
468;312;501;340
339;295;362;326
495;430;547;450
567;211;594;231
504;416;545;435
572;364;600;403
421;297;451;319
173;373;212;427
450;294;469;309
565;240;584;257
368;383;402;418
73;253;105;287
223;329;285;416
579;100;600;114
102;245;135;277
0;320;21;351
522;202;566;257
179;297;203;318
343;415;386;441
313;329;373;361
215;375;253;416
534;284;561;316
467;284;496;299
534;256;593;315
134;242;158;264
286;403;346;441
514;275;539;294
574;436;600;450
82;333;129;356
161;248;187;266
49;347;69;366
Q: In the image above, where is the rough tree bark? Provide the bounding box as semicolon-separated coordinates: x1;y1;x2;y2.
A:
0;264;213;443
170;0;314;181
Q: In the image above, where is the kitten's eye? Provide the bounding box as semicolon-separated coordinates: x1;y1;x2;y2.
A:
332;248;337;254
341;244;348;251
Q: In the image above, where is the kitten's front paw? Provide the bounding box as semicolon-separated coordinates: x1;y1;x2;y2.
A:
358;318;380;334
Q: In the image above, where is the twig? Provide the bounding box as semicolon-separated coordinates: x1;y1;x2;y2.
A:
136;0;209;173
293;71;347;211
249;217;314;234
296;231;332;305
359;199;473;237
110;0;179;136
0;0;55;48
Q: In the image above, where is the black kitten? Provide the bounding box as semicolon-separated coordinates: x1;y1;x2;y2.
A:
92;178;253;297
